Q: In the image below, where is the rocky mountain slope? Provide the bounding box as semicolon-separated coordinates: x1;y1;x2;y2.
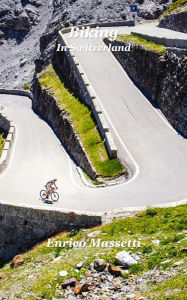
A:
0;0;172;89
159;0;187;34
0;204;186;299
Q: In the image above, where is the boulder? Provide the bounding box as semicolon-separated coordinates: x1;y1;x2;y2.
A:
138;6;164;20
16;13;31;31
94;259;107;272
24;0;43;7
20;58;27;67
115;251;137;269
25;6;38;24
76;262;83;269
0;30;5;38
59;270;68;277
180;248;187;252
108;264;122;277
74;283;89;295
62;277;77;289
126;294;136;300
0;13;31;31
0;8;11;19
131;253;140;261
10;255;24;268
14;8;24;16
86;230;101;239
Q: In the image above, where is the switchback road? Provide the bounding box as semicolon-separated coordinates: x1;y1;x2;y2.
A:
0;23;187;212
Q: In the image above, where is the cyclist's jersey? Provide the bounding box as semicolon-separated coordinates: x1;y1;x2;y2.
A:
46;180;55;190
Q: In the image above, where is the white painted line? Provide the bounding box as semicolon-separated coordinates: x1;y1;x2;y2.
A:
92;88;140;185
103;38;187;142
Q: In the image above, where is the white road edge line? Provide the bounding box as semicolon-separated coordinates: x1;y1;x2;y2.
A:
0;104;81;191
93;87;140;186
103;36;187;142
45;120;83;190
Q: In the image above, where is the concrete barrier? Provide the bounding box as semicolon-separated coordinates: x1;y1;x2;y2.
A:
0;89;33;99
61;20;135;34
57;29;118;158
131;31;187;49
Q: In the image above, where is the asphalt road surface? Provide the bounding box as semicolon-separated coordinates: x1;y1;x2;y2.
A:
0;24;187;212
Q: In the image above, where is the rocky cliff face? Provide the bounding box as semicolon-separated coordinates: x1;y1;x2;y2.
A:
159;11;187;34
0;0;54;89
37;0;172;72
0;0;172;89
104;39;187;137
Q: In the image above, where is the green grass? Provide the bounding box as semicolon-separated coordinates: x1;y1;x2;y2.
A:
117;34;166;55
0;204;186;299
23;82;30;90
145;274;187;299
161;0;187;17
0;134;5;156
38;64;125;179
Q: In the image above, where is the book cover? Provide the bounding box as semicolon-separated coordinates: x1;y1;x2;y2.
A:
0;0;186;299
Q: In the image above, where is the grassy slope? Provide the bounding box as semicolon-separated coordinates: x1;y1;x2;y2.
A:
161;0;187;17
117;34;166;55
0;134;5;156
38;64;125;179
0;204;186;299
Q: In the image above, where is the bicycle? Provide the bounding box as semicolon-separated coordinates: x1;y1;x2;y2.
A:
40;187;59;202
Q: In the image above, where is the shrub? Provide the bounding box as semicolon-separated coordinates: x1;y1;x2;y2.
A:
142;245;153;254
145;207;158;217
23;82;30;90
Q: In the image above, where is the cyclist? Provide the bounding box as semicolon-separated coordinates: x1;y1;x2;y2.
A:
46;179;58;199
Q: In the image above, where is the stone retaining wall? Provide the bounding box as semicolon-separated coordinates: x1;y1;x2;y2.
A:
159;11;187;34
0;107;15;172
54;29;117;158
0;202;102;262
0;89;33;99
61;20;135;34
104;38;187;137
131;31;187;49
32;79;98;179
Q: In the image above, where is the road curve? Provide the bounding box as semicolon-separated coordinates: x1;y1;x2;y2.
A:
0;24;187;212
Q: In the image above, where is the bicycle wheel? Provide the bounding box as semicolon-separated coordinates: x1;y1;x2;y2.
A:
40;190;47;200
50;191;59;202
